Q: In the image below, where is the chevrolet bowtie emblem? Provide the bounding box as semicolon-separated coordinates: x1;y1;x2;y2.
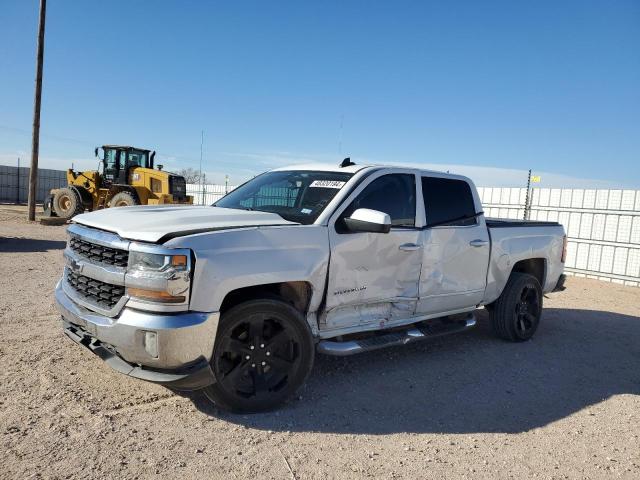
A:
68;257;83;273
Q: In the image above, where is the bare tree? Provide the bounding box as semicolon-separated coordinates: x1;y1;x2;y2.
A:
177;168;201;184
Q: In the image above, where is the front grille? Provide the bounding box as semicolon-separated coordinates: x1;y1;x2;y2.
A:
169;176;187;200
66;270;125;309
69;236;128;267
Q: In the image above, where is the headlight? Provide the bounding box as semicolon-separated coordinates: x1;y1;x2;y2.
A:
126;247;192;308
128;251;188;272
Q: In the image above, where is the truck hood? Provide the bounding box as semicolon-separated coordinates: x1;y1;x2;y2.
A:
72;205;298;243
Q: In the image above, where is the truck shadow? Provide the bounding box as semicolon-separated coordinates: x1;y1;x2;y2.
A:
189;307;640;434
0;237;67;252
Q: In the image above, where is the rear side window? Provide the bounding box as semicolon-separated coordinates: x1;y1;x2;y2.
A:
342;174;416;228
422;177;477;227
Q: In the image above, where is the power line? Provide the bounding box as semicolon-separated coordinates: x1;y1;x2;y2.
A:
0;124;244;169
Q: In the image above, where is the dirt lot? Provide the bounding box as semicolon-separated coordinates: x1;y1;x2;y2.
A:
1;204;639;479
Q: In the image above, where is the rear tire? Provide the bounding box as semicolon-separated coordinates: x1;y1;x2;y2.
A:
489;272;543;342
52;187;84;219
109;191;139;208
202;299;314;413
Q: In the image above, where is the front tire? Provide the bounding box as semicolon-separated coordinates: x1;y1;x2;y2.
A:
52;187;84;219
109;191;139;208
489;272;543;342
203;299;314;413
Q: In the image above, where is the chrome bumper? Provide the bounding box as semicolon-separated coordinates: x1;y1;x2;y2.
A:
55;280;220;389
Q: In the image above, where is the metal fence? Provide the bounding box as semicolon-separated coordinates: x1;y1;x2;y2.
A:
478;187;640;287
0;164;68;204
186;183;237;205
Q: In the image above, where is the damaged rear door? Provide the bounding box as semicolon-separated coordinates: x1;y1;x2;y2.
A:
322;171;422;331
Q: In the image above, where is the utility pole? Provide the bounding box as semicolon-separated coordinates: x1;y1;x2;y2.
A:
16;157;21;204
338;114;344;155
27;0;47;221
199;130;204;198
201;173;206;205
523;169;532;220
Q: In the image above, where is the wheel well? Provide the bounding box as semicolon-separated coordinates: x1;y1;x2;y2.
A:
69;185;93;209
220;282;312;314
511;258;546;287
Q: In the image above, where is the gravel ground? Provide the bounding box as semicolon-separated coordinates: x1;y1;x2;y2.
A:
1;204;639;479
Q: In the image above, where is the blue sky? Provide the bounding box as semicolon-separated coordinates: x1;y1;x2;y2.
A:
1;0;639;187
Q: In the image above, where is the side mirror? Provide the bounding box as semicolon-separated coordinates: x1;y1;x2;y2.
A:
344;208;391;234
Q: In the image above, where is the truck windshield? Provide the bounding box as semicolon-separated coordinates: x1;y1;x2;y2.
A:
214;170;354;224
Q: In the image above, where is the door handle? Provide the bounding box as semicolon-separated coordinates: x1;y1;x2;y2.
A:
469;239;489;247
399;243;422;251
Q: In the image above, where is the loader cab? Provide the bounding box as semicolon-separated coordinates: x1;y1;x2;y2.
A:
97;145;155;187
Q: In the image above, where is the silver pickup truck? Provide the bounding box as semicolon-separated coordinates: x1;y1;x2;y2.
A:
56;163;567;412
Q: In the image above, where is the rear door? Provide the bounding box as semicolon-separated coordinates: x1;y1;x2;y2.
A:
323;170;423;331
416;175;490;315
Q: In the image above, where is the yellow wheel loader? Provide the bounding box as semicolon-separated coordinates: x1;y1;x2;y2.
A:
44;145;193;219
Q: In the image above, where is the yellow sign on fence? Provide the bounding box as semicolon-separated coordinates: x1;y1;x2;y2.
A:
531;175;541;183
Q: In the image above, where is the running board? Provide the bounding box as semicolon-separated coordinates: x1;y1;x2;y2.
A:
316;314;477;356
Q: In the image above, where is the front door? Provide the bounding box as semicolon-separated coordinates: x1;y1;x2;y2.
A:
416;175;490;315
102;148;119;188
322;172;423;331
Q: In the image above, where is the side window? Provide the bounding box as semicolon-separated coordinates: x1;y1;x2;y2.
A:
342;174;416;228
128;151;146;168
422;177;477;227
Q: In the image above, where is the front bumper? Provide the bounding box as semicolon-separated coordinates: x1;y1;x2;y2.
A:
55;280;219;390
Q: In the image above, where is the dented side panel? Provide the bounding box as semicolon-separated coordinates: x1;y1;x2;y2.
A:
416;219;490;315
322;229;422;330
165;225;330;315
484;224;565;303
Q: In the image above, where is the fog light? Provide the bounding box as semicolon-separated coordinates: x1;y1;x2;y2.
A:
144;331;158;358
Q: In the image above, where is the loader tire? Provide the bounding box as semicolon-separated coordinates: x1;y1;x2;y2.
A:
110;191;139;208
52;188;84;219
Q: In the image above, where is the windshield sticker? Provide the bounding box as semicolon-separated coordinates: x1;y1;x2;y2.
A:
301;208;312;214
309;180;346;189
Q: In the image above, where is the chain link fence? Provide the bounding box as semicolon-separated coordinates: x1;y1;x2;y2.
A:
186;183;236;205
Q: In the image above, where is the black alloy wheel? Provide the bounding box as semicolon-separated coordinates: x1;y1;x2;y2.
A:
203;299;314;413
490;272;543;342
514;284;541;337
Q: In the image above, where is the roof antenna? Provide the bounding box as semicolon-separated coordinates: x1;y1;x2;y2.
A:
340;157;355;168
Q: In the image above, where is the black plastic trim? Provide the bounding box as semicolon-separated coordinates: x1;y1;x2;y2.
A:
552;274;567;292
486;219;561;228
